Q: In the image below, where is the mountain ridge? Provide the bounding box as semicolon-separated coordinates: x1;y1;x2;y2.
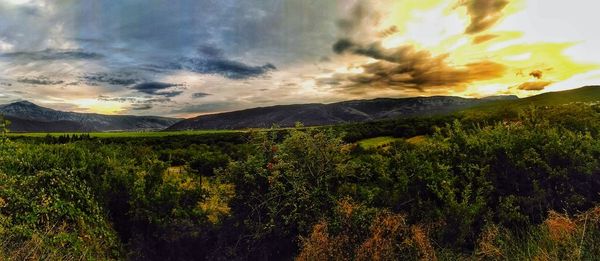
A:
0;101;180;132
167;95;519;130
5;86;600;133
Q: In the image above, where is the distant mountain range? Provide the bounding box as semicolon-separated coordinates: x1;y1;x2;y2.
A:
169;86;600;130
3;86;600;132
0;101;179;132
167;95;518;130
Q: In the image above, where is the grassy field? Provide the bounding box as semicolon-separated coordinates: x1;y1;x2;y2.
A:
7;129;243;138
357;136;402;149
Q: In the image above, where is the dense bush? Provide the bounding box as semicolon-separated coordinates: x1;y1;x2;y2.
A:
0;136;239;260
214;105;600;258
0;169;121;260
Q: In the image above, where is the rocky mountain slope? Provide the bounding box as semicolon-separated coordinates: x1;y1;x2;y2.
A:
0;101;179;132
167;95;518;130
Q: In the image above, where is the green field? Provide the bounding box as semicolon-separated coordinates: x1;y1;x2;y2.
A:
357;136;402;149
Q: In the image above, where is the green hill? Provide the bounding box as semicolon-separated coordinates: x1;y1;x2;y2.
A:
462;86;600;113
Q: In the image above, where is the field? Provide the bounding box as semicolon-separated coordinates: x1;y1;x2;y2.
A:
357;136;402;149
3;103;600;260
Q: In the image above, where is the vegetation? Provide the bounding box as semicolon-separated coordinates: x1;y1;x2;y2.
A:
462;85;600;114
2;103;600;260
357;136;401;149
7;129;242;138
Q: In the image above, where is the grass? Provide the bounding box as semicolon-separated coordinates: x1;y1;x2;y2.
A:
7;129;243;138
357;136;402;149
406;135;427;145
5;125;339;139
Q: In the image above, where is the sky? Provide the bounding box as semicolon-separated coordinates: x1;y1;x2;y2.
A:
0;0;599;117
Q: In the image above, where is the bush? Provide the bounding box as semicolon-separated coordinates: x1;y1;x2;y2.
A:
0;170;121;259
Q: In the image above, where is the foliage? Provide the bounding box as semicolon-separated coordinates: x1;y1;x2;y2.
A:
357;136;401;150
0;115;9;144
2;104;600;259
0;169;121;260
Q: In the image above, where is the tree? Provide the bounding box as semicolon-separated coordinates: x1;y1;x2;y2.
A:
218;128;352;259
0;115;9;143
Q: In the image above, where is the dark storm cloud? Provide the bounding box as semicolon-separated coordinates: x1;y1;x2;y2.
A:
83;72;141;86
131;82;185;97
98;95;172;104
1;49;103;61
197;45;225;58
336;0;381;39
460;0;510;34
98;96;137;103
171;102;236;114
140;43;277;80
328;39;506;92
144;97;173;103
192;92;211;99
178;58;276;80
517;81;552;91
131;104;153;110
17;76;64;85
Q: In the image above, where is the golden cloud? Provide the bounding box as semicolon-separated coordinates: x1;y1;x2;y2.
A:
517;81;553;91
326;40;506;93
461;0;511;34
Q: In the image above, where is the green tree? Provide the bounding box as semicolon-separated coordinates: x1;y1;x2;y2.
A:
219;128;352;259
0;115;9;143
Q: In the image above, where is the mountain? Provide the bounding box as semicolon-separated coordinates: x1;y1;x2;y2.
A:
167;95;518;130
0;101;179;132
6;86;599;133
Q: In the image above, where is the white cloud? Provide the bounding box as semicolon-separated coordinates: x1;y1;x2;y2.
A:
0;40;13;53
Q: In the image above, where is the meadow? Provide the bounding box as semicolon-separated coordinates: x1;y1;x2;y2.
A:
2;103;600;260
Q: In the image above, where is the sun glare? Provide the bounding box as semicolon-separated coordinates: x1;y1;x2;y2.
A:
73;99;125;115
370;0;600;97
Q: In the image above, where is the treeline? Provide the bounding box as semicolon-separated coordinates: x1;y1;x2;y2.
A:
1;104;600;260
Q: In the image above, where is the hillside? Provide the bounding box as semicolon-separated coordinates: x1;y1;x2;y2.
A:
167;95;517;130
0;101;180;132
463;86;600;113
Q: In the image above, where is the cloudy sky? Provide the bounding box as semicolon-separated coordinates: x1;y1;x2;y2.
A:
0;0;599;117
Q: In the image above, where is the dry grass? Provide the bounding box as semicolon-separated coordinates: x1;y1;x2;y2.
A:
411;225;436;261
298;199;438;261
528;208;600;261
475;224;503;260
544;211;576;243
296;221;351;261
355;213;408;261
